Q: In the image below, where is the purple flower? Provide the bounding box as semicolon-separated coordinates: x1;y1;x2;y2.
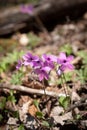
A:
42;61;54;72
34;68;49;81
23;52;39;67
57;52;74;64
41;54;57;70
33;58;43;69
57;52;74;74
42;54;57;62
20;4;34;15
16;60;22;70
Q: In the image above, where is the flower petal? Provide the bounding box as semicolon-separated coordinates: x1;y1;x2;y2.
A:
59;52;66;59
16;60;22;70
67;55;74;62
67;64;74;70
57;69;62;76
49;55;57;62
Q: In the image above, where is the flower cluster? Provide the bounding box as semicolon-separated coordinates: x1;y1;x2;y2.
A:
16;52;74;81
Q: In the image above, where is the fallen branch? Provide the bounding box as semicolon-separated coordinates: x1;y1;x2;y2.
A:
0;83;66;97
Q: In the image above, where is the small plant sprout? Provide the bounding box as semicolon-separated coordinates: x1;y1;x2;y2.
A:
16;52;74;96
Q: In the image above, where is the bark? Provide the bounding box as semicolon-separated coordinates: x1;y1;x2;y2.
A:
0;0;87;36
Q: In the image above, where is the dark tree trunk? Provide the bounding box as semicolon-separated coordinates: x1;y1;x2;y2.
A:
0;0;87;36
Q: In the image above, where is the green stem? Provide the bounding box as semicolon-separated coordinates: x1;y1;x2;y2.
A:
60;74;67;96
62;73;69;95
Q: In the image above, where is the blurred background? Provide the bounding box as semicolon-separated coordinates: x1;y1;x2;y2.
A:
0;0;87;129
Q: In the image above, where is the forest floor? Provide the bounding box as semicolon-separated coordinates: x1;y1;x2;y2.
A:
0;11;87;130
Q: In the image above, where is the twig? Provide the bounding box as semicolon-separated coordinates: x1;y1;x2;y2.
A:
0;83;66;97
66;97;87;112
72;57;81;65
67;102;87;112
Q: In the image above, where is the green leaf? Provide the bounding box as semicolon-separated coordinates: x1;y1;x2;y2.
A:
0;114;3;121
57;71;73;85
77;51;87;64
75;67;87;83
11;111;19;118
7;90;16;103
0;50;24;72
41;121;50;128
36;111;44;119
59;96;71;110
7;95;16;103
0;97;6;110
10;71;24;85
76;114;81;120
60;44;73;55
18;124;25;130
33;100;40;111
